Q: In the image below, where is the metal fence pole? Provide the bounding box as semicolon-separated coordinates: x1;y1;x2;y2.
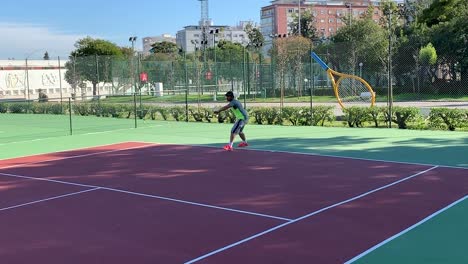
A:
184;52;189;122
133;92;137;128
58;56;63;112
68;98;73;135
387;11;393;128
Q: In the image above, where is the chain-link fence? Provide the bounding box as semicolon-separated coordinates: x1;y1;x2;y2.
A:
1;43;467;116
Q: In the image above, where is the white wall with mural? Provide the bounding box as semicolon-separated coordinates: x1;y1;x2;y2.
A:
0;60;114;100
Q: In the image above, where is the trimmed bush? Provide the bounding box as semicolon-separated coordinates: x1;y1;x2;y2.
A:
367;106;387;128
344;106;369;128
281;107;302;126
8;103;28;113
392;107;421;129
0;103;7;113
73;103;91;116
169;106;186;121
429;108;467;131
311;106;335;126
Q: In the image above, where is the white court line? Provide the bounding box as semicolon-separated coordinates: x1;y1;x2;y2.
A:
184;166;439;264
0;172;291;222
0;188;101;212
100;188;292;221
0;124;160;146
344;195;468;263
79;124;162;135
133;141;468;171
0;142;156;170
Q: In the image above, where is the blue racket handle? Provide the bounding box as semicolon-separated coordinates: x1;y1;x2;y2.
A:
311;52;329;71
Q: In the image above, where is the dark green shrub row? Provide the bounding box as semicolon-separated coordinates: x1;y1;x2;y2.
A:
0;102;65;115
343;106;468;130
1;101;466;131
428;108;468;131
344;106;422;129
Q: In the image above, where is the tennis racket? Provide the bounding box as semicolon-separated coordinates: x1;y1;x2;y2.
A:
311;52;376;109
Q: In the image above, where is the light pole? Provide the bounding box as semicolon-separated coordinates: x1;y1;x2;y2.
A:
359;62;363;77
209;28;219;101
129;36;137;94
24;49;43;101
298;0;301;36
345;2;352;25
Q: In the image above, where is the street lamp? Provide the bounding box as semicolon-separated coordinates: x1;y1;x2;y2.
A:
298;0;301;36
209;29;219;101
359;62;363;77
129;36;137;94
24;49;43;100
345;2;352;25
129;36;137;53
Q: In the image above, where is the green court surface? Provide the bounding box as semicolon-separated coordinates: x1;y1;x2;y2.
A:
1;114;467;263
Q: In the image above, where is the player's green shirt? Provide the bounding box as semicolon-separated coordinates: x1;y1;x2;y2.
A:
229;100;248;121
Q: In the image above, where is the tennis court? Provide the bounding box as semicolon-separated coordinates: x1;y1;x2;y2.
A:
0;120;467;263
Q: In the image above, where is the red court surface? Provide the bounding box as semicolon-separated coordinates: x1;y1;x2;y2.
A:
0;142;467;263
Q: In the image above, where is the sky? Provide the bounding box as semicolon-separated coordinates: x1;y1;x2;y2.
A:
1;0;271;59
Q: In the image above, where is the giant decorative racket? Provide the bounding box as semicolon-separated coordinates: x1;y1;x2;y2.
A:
311;52;376;109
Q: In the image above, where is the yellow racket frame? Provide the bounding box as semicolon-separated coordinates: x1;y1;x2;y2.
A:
327;68;376;109
312;52;376;109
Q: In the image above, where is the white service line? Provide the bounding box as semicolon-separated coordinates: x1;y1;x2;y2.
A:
184;166;439;264
100;187;292;221
344;194;468;264
0;142;157;170
0;188;101;212
0;172;291;222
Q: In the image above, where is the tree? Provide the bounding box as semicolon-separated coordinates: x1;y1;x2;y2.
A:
43;51;50;60
244;23;265;50
331;14;387;80
289;9;318;40
419;0;468;86
64;37;124;96
149;41;179;54
419;43;437;65
271;36;312;103
418;42;438;85
420;0;464;27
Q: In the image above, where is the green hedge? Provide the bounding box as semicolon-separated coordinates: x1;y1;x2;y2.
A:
428;108;468;131
343;106;427;129
1;101;467;131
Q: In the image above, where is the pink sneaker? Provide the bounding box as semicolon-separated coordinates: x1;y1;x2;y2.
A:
238;142;249;148
223;145;233;151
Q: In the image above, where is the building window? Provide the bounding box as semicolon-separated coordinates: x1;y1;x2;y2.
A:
320;19;325;23
320;10;325;14
329;18;334;23
288;8;294;13
194;34;199;37
337;18;342;23
329;28;334;32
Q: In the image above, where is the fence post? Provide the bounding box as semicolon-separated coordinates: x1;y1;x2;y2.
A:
310;48;314;126
68;98;73;135
184;53;189;122
58;56;63;112
133;93;137;129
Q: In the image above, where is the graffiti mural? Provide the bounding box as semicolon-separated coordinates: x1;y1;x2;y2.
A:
5;73;26;89
42;73;58;86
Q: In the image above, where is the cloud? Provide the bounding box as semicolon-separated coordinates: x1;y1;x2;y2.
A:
0;22;87;59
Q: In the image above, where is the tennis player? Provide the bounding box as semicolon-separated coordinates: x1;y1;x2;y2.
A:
214;91;249;151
